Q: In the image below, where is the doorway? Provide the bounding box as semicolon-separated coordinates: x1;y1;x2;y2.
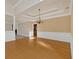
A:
15;29;17;35
33;24;37;38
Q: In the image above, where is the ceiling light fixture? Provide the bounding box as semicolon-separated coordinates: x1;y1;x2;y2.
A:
36;9;42;24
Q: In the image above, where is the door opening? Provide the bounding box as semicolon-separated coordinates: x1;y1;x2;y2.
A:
15;29;17;35
33;24;37;38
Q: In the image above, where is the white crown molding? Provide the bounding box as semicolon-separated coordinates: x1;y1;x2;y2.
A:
19;13;71;24
21;15;32;19
25;8;59;17
22;8;60;18
36;10;71;20
42;13;71;20
21;8;71;21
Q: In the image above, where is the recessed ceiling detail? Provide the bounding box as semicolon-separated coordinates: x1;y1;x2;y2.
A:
5;0;72;24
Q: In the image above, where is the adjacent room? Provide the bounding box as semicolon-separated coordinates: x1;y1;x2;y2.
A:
5;0;72;59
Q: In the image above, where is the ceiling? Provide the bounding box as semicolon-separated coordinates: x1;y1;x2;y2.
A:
5;0;72;24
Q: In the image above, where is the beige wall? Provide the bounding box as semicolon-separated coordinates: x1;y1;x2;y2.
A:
17;15;72;38
37;15;71;32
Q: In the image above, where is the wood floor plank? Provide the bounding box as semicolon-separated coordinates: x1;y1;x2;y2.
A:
5;38;71;59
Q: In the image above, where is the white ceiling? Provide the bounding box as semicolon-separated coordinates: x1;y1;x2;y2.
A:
6;0;18;6
24;0;69;16
5;0;72;24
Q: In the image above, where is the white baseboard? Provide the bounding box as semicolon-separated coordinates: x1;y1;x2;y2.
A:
17;33;29;38
37;32;72;43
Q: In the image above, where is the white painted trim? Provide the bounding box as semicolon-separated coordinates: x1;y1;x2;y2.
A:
22;15;32;19
13;16;15;31
40;14;70;21
22;7;70;19
17;34;29;37
41;13;71;21
5;31;15;42
32;9;71;20
19;13;71;24
37;32;72;43
20;8;71;24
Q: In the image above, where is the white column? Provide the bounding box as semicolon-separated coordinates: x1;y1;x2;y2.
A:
13;16;15;31
13;16;16;39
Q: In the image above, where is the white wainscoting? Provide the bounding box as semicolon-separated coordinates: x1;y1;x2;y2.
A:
17;33;29;37
37;32;72;43
5;31;15;42
18;31;72;43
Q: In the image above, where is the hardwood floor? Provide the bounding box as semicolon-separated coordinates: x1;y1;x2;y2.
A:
5;38;71;59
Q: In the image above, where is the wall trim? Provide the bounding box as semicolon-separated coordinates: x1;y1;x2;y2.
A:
5;31;15;42
37;32;72;43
